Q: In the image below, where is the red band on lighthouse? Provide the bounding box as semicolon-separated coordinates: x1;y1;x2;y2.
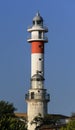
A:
31;41;44;53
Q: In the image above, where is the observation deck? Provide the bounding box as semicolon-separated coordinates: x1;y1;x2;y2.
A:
25;93;50;102
27;25;48;32
27;36;48;43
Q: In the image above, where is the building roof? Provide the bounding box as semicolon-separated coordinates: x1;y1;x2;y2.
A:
15;113;27;118
46;114;69;119
15;113;69;119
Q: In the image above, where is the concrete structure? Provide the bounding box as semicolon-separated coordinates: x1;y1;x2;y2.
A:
25;12;50;130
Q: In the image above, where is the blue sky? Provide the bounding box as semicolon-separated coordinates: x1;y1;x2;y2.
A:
0;0;75;116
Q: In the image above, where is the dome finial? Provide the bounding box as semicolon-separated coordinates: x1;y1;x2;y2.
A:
36;11;40;16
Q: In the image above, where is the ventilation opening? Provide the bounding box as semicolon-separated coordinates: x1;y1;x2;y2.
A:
39;58;42;61
39;58;43;61
39;45;43;48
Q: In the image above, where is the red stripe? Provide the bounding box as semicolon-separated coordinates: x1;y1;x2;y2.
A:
31;41;44;53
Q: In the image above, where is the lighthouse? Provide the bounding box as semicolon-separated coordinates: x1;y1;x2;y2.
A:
25;12;50;130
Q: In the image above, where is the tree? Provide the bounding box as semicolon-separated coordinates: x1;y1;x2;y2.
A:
31;113;60;130
60;120;75;130
31;113;44;128
0;100;27;130
0;100;16;117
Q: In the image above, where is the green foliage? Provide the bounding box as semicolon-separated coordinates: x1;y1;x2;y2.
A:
0;100;16;118
31;113;43;126
60;120;75;130
31;113;60;129
44;114;60;125
0;100;27;130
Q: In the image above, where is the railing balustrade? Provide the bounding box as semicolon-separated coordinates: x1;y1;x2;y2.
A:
25;93;50;101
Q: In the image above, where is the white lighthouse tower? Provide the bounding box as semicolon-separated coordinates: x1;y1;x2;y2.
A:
25;12;50;130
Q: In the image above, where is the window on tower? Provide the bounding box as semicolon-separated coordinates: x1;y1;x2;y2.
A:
39;31;42;38
33;21;35;25
37;20;41;25
31;92;34;99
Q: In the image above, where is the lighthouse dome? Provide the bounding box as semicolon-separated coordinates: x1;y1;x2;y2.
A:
31;74;44;81
33;12;43;21
33;12;43;26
